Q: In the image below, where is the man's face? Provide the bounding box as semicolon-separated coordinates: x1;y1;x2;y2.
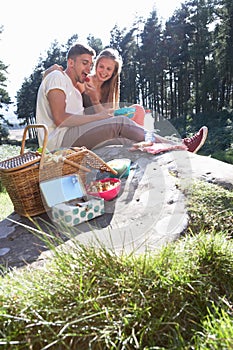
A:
69;54;93;83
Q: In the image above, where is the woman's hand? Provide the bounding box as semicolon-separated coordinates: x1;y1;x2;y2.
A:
43;64;64;79
84;80;99;104
82;76;99;103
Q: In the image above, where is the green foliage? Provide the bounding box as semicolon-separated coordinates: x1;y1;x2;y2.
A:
186;180;233;235
16;72;42;123
0;29;12;141
86;34;103;55
0;61;11;107
171;110;233;162
0;145;23;193
0;124;9;145
114;26;139;103
0;144;22;162
0;29;11;112
109;24;126;53
211;148;233;164
192;305;233;349
0;190;13;219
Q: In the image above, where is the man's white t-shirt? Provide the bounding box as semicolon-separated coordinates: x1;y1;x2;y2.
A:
36;71;84;151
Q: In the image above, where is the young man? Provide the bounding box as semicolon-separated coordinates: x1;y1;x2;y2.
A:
36;42;208;152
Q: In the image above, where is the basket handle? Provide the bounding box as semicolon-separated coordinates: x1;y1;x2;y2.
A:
20;124;49;165
63;158;91;173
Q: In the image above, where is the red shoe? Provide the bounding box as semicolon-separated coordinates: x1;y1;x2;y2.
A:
182;126;208;153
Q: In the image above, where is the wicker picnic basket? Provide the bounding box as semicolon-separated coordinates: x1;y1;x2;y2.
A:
0;124;117;217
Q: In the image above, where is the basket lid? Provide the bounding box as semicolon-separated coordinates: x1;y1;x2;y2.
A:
0;152;41;172
40;174;87;207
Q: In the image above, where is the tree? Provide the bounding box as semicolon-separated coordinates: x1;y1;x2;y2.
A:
119;27;140;104
139;10;163;114
109;24;138;104
164;3;194;119
86;35;103;55
0;25;12;142
109;24;126;54
213;0;233;110
0;26;11;110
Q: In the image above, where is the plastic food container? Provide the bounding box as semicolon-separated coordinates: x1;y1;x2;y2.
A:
114;107;136;118
107;158;131;178
40;174;104;227
86;178;121;201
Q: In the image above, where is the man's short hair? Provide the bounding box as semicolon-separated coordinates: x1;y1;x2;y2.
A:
67;42;96;60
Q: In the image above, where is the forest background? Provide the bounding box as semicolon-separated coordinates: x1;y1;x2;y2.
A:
0;0;232;163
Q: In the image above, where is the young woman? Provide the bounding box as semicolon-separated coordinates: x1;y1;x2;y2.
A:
78;48;122;111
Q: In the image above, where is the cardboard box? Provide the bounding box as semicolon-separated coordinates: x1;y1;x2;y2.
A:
40;174;104;227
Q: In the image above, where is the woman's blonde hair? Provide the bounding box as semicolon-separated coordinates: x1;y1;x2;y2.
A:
94;48;122;108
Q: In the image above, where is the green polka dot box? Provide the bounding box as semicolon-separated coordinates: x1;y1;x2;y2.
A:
40;174;104;227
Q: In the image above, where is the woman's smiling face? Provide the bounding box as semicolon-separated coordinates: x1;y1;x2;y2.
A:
95;57;116;82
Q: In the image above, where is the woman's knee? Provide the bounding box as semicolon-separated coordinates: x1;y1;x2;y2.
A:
131;104;145;126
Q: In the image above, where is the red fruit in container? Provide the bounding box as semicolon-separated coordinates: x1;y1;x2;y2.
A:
85;77;90;82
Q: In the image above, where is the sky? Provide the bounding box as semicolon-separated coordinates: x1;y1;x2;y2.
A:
0;0;183;110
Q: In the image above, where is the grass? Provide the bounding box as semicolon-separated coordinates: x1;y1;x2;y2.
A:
0;144;20;219
186;181;233;236
211;148;233;165
0;144;29;219
0;231;233;349
0;190;13;221
0;144;233;349
0;144;23;163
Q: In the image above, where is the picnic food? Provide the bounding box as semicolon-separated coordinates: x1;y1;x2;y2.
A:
87;179;117;192
86;178;121;201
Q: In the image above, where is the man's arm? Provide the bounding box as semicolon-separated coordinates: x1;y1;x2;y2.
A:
47;89;112;127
